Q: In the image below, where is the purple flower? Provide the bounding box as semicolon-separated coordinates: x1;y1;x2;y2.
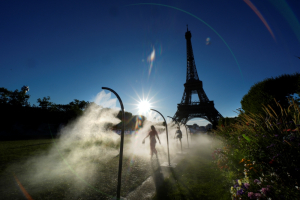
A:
254;179;260;183
248;192;254;199
275;134;278;137
261;187;270;194
237;189;244;195
290;136;295;141
255;193;262;198
244;183;250;189
267;143;275;148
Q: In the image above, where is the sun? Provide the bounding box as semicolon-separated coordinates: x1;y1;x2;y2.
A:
138;100;151;113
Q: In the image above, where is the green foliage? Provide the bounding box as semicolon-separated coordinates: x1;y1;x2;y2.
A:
37;97;90;120
218;117;237;126
215;98;300;199
153;145;231;200
0;87;11;104
37;96;52;109
0;86;148;140
0;87;30;106
0;137;153;199
68;99;89;110
241;73;300;115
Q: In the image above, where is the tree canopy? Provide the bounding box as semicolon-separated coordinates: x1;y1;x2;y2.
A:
0;87;30;106
37;96;52;109
1;86;147;130
241;73;300;115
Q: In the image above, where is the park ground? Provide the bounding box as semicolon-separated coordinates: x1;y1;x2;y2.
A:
0;135;231;200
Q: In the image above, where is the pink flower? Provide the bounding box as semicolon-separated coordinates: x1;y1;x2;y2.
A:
254;179;261;185
255;193;262;198
244;183;250;189
248;192;254;199
261;188;268;194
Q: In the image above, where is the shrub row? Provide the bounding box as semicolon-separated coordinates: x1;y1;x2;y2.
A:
213;99;300;199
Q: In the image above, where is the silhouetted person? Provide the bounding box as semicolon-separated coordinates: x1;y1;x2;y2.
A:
143;125;161;159
174;127;183;152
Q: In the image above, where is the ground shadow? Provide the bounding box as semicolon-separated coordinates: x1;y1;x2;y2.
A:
169;167;199;200
151;155;170;200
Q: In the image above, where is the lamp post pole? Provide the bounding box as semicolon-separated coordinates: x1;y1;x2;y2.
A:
183;124;190;148
102;87;124;200
150;109;171;166
167;116;180;127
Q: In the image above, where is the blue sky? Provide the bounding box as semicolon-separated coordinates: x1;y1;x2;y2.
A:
1;0;299;126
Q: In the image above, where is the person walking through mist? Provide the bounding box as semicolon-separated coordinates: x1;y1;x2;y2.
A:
142;125;161;159
174;126;183;152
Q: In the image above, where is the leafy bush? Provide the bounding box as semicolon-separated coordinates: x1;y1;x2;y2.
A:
215;99;300;199
241;73;300;116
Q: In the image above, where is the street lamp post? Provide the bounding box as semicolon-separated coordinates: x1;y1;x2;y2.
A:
183;124;190;148
151;109;176;167
102;87;124;200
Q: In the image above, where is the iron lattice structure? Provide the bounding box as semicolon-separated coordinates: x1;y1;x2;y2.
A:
173;27;223;128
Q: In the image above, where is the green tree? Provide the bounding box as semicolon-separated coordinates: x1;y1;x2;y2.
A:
37;96;52;109
63;99;90;117
241;73;300;115
1;87;28;106
218;117;237;126
4;88;30;107
69;99;89;110
0;87;12;104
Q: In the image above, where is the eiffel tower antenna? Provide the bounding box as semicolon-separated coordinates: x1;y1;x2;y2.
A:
173;27;223;128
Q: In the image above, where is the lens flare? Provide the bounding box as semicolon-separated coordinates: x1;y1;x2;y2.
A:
206;37;211;45
126;3;244;82
147;47;155;76
243;0;276;41
267;0;300;44
147;47;155;62
13;174;33;200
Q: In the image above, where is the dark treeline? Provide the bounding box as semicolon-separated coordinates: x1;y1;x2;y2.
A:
217;73;300;128
218;117;237;127
0;87;146;140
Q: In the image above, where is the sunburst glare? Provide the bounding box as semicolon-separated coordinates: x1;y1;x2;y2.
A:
138;99;151;114
126;87;164;122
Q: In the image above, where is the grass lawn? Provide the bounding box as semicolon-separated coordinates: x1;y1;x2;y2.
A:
0;135;230;200
0;137;154;200
153;137;232;200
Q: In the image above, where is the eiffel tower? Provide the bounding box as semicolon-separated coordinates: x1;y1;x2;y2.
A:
173;26;223;128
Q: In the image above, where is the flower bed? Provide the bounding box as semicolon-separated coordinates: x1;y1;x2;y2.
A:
213;99;300;199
